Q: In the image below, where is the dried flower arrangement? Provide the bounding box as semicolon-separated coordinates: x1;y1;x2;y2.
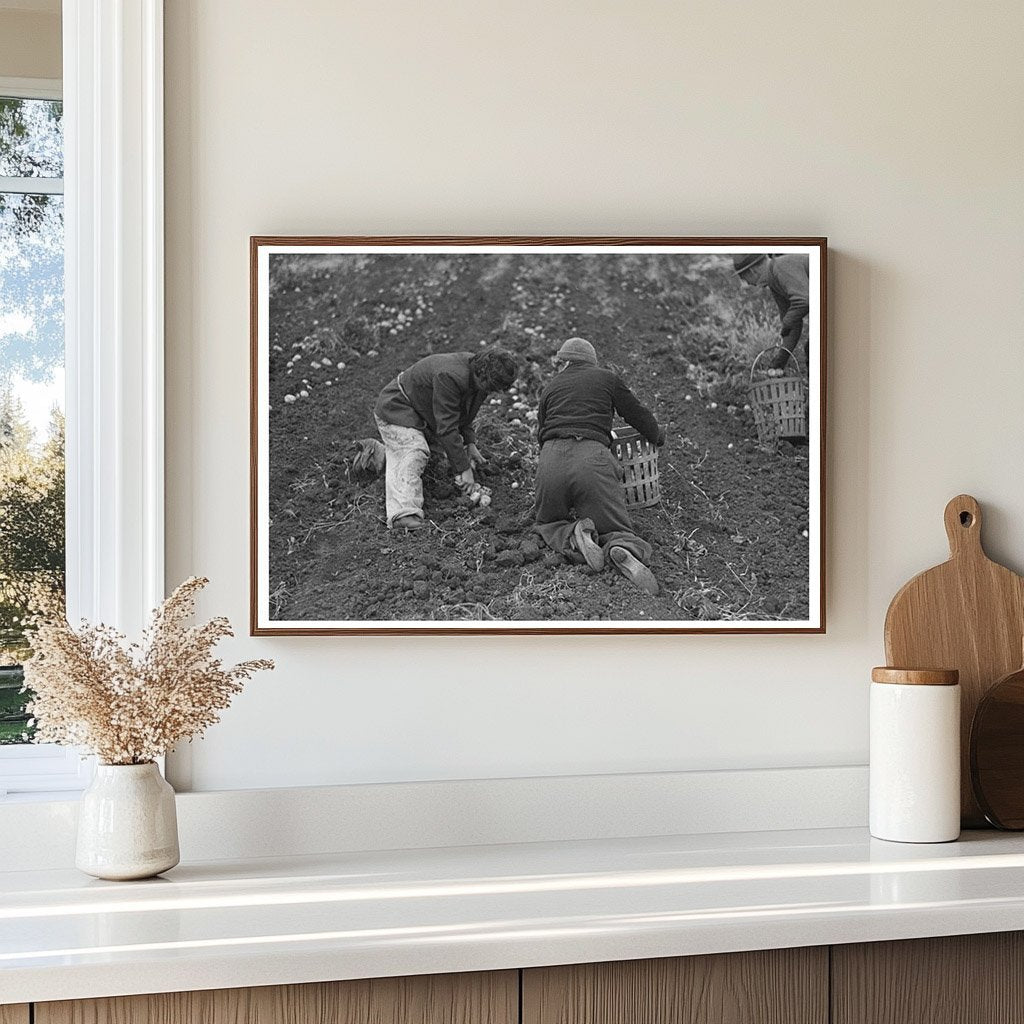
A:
23;577;273;765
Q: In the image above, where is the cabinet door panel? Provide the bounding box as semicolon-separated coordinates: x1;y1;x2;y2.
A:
36;970;518;1024
832;932;1024;1024
0;1006;29;1024
523;948;827;1024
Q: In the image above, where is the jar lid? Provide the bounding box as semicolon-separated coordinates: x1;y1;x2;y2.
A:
871;667;959;686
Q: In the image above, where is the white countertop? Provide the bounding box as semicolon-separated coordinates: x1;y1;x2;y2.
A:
4;826;1024;1004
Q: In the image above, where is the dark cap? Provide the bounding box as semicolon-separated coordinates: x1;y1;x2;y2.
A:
733;253;769;275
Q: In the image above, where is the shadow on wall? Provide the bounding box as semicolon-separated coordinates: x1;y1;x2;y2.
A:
827;250;872;638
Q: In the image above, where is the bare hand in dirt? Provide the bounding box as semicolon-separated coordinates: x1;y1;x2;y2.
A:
455;468;475;489
467;444;488;468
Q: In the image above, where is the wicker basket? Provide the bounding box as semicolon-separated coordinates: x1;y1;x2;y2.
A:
611;428;661;508
749;347;808;447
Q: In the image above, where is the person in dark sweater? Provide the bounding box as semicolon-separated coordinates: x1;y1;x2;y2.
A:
733;253;810;368
533;337;665;595
374;348;517;529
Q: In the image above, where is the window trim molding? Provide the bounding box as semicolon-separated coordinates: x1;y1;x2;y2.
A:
0;2;165;796
63;0;164;636
0;76;62;101
0;175;64;195
0;744;92;796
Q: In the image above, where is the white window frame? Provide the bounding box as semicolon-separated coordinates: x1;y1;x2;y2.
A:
0;0;164;797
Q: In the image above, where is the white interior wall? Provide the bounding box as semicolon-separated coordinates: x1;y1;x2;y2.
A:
163;0;1024;791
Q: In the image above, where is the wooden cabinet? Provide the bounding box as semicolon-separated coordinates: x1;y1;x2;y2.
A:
13;933;1024;1023
832;932;1024;1024
522;948;828;1024
34;971;517;1024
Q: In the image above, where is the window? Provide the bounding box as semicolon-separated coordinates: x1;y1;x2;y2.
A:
0;79;82;795
1;6;166;797
0;87;66;734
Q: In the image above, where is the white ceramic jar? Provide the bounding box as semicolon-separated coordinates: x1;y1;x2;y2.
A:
870;667;961;843
76;762;180;880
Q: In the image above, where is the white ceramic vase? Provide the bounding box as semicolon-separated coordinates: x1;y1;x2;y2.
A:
76;762;180;880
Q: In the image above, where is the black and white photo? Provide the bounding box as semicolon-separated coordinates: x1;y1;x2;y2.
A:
251;238;825;634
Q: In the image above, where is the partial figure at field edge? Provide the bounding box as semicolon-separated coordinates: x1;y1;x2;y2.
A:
732;253;810;369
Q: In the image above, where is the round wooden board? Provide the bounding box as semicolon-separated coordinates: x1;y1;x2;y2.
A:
971;663;1024;829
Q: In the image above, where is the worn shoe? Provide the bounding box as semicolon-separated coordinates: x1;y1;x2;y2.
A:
572;518;605;572
394;515;425;531
608;546;659;595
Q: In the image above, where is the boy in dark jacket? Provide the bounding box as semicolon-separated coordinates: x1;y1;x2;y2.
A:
533;338;664;595
374;348;517;529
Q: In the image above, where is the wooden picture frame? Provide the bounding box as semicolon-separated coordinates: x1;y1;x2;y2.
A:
251;236;826;635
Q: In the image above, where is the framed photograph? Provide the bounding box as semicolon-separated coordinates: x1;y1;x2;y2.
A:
251;236;826;635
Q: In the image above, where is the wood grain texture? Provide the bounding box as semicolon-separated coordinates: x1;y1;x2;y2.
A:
522;948;828;1024
36;971;517;1024
832;932;1024;1024
884;494;1024;826
871;667;959;686
0;1006;30;1024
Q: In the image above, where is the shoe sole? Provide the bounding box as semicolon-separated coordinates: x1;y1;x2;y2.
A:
608;547;659;595
573;520;605;572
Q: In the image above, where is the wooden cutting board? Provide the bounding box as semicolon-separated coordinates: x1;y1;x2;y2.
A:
884;494;1024;826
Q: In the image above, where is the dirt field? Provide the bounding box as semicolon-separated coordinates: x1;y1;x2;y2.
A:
266;253;811;624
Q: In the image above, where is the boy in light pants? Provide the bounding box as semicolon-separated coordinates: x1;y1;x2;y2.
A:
373;348;518;529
